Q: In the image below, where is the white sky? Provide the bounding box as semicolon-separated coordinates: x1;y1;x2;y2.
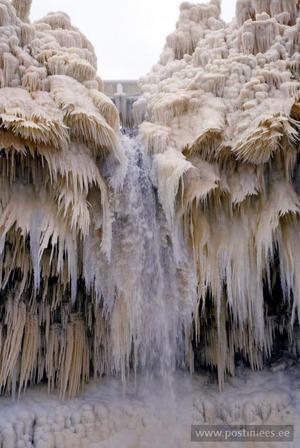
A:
30;0;236;80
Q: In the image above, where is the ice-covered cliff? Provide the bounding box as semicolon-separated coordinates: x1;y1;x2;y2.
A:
135;0;300;388
0;0;299;425
0;0;197;402
0;0;126;399
0;0;300;446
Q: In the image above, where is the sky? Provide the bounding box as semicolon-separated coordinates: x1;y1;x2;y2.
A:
30;0;236;80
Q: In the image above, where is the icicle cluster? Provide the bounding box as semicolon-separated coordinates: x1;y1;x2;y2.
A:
137;0;300;387
0;0;197;400
0;0;128;399
1;0;300;401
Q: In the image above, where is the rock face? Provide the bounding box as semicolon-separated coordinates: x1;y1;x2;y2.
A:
136;0;300;386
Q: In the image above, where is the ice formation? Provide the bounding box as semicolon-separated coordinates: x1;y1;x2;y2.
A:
0;0;299;436
0;0;300;445
0;0;196;402
0;0;125;399
137;0;300;388
0;368;299;448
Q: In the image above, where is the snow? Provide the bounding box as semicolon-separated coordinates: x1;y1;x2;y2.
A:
0;366;299;447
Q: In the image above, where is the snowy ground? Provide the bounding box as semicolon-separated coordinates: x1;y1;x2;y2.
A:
0;365;299;447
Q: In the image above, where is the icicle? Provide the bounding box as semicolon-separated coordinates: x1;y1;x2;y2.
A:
0;0;299;402
11;0;32;22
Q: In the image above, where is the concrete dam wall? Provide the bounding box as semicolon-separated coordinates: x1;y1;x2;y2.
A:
104;80;141;128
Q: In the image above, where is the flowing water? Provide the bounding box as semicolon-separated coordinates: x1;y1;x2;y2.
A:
1;129;299;448
85;134;197;384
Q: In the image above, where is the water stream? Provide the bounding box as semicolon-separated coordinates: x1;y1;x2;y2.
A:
86;133;197;384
